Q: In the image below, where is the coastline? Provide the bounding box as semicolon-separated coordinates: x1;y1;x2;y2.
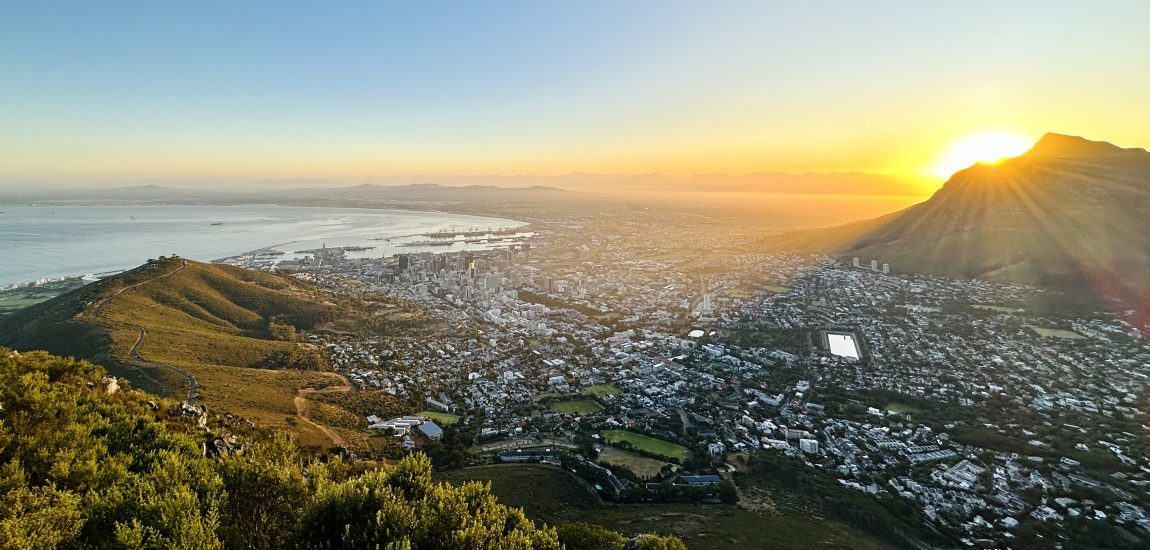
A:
0;203;529;290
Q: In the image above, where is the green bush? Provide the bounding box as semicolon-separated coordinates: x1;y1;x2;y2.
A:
0;349;683;550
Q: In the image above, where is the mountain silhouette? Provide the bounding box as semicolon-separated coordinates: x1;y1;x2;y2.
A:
769;134;1150;327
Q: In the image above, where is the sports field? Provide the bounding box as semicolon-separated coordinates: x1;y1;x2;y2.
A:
583;383;621;396
602;430;691;461
418;411;462;425
598;446;671;478
1030;326;1085;339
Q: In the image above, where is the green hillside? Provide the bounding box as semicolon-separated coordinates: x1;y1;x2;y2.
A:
0;257;327;367
0;257;400;451
95;258;334;369
0;349;684;549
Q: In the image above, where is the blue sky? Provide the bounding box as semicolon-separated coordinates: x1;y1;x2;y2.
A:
2;1;1148;184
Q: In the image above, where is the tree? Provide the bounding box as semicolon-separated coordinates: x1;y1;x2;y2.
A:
257;347;329;371
268;317;298;341
0;349;684;550
718;479;739;505
0;350;223;549
628;534;689;550
0;484;83;550
217;436;310;550
299;454;561;549
556;522;625;550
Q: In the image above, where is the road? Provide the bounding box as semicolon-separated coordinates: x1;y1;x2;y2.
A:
130;327;198;403
478;437;580;453
677;407;694;435
87;259;199;402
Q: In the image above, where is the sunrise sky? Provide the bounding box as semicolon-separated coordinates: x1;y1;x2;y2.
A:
2;1;1149;187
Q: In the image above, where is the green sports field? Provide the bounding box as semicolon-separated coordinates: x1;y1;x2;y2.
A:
582;383;621;396
418;411;462;425
602;430;691;461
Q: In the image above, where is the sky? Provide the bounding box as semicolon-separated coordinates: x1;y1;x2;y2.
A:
2;1;1149;188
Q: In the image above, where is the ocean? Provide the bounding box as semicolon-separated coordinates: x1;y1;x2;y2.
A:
0;204;524;287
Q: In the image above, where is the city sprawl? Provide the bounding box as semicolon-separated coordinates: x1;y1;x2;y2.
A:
227;205;1150;547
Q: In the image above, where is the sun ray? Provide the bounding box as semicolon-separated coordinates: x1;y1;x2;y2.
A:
931;131;1033;179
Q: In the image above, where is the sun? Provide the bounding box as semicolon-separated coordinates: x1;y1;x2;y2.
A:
930;131;1034;179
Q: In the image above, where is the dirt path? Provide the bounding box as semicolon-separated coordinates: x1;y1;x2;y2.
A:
88;259;186;318
129;328;198;402
86;259;200;402
293;373;351;448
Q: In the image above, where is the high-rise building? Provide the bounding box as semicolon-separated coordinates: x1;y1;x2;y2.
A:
852;257;860;268
882;263;890;275
870;259;879;271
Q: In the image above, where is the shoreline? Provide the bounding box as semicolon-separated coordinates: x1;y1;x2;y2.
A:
0;203;528;290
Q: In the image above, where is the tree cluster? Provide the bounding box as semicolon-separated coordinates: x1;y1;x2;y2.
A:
255;346;330;371
0;349;683;549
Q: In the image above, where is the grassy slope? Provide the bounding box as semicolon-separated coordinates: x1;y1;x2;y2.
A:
0;259;351;449
0;277;114;360
100;261;353;449
437;464;890;550
99;260;332;365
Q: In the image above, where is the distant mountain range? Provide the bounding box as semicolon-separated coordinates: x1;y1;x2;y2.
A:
272;182;569;203
0;182;570;204
0;171;927;203
768;133;1150;325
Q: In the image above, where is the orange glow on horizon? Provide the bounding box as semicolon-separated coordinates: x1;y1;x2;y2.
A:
929;131;1033;179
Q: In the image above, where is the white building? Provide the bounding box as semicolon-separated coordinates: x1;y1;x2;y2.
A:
799;438;820;455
